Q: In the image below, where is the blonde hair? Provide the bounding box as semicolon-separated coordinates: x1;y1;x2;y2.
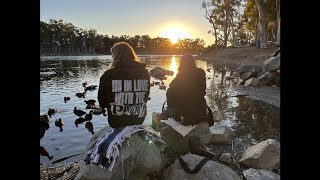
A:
109;42;139;68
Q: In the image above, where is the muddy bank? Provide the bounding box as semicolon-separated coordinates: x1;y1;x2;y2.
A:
197;46;278;66
197;46;280;107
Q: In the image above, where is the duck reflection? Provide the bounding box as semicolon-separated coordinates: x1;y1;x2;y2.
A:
85;121;94;135
74;117;86;127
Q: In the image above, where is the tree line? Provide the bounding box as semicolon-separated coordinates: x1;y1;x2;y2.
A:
40;19;206;55
202;0;280;49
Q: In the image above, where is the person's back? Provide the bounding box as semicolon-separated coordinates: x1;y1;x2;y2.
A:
98;42;150;128
166;54;208;125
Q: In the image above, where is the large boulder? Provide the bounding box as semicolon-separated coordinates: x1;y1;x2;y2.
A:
244;77;261;87
164;154;241;180
243;168;280;180
149;67;174;78
209;122;235;144
258;71;278;85
236;64;262;81
157;120;211;156
239;139;280;170
75;128;165;180
263;55;280;72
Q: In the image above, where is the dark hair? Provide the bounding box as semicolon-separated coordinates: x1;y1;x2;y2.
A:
177;54;197;74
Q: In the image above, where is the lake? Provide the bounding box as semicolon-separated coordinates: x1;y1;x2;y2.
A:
40;55;280;166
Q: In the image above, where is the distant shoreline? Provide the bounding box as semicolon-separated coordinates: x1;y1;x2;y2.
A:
40;52;201;57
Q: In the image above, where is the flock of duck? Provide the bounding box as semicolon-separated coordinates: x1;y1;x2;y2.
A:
43;81;107;135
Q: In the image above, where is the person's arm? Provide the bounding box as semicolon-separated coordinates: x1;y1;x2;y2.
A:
166;77;178;107
144;69;151;102
98;72;109;108
199;69;206;97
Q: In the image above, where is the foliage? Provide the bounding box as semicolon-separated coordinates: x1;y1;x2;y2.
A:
40;19;206;55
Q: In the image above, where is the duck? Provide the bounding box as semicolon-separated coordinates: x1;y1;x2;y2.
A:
92;107;107;116
64;96;70;103
76;92;86;98
150;81;155;87
85;85;98;91
73;107;86;117
47;108;57;118
55;118;64;132
74;117;85;127
159;83;166;90
84;110;93;121
84;99;96;105
85;104;98;109
85;121;94;134
82;81;87;87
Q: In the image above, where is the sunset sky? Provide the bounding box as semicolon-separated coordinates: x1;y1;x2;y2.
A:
40;0;214;46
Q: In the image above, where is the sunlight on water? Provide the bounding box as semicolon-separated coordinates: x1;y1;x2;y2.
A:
170;56;178;76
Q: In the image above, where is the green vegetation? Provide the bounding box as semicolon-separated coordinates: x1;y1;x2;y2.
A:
202;0;279;48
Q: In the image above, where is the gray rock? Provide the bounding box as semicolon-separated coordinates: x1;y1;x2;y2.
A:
75;130;164;180
258;71;278;85
263;55;280;72
244;77;261;87
209;122;235;144
237;64;262;81
239;139;280;170
243;168;280;180
164;154;240;180
149;67;174;77
219;153;233;165
157;121;211;155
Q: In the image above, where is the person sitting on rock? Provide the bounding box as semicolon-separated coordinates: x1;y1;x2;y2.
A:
155;54;214;126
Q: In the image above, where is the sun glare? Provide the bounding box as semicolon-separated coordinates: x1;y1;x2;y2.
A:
160;28;191;44
170;56;178;75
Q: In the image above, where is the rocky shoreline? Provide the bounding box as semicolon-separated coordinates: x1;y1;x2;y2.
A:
40;46;280;179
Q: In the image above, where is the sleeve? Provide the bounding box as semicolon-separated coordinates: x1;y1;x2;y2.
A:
199;69;206;97
98;73;109;108
144;69;151;102
166;78;178;107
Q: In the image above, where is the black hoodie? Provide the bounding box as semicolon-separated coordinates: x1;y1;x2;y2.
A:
98;61;150;128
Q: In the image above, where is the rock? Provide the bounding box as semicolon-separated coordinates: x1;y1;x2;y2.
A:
236;64;262;81
263;55;280;72
157;121;211;156
239;139;280;170
219;153;233;165
149;67;174;77
258;71;278;85
243;168;280;180
164;154;240;180
76;129;164;180
244;77;260;87
272;73;280;86
209;122;235;144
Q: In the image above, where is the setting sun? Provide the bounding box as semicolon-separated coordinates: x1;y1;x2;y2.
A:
160;28;191;44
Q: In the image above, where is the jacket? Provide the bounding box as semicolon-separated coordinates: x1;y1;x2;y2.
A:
166;68;207;124
98;60;150;128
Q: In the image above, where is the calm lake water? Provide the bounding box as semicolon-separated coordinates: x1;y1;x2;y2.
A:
40;55;280;166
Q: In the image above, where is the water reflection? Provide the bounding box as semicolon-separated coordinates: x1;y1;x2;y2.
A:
169;56;178;76
40;55;279;166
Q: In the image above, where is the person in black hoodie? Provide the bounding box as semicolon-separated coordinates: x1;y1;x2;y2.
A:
163;54;213;126
98;42;150;128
